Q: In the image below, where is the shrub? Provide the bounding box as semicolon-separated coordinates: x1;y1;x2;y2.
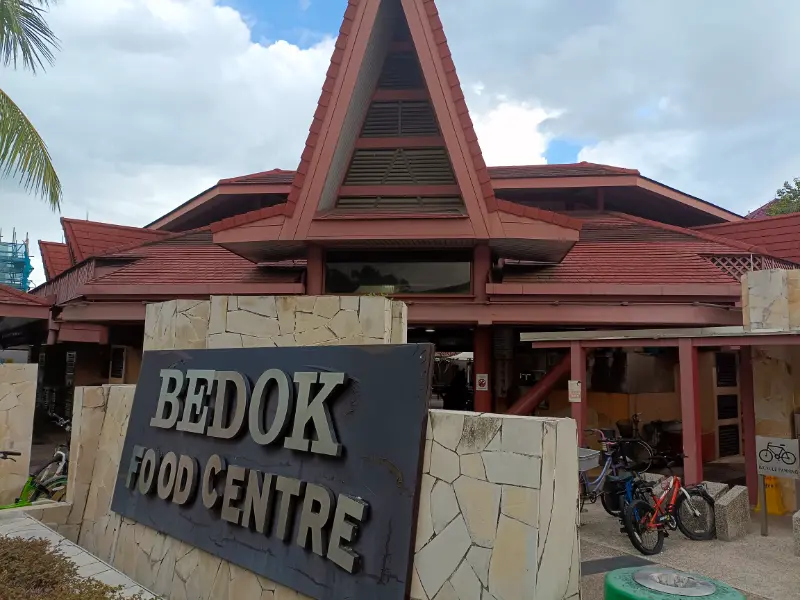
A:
0;536;145;600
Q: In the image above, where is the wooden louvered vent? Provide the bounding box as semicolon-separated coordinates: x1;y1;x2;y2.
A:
334;6;464;215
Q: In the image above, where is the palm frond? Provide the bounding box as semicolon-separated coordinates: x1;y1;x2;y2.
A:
0;0;60;73
0;86;61;210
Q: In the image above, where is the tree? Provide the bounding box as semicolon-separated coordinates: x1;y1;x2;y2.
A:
0;0;62;210
766;177;800;216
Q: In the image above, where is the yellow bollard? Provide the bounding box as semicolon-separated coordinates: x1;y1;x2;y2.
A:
755;476;787;516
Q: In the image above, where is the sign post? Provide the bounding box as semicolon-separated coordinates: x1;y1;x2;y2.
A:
568;380;582;403
755;435;800;536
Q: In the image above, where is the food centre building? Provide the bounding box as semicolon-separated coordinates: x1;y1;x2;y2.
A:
3;0;800;507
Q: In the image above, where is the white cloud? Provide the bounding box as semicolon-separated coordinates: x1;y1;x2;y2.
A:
471;98;554;166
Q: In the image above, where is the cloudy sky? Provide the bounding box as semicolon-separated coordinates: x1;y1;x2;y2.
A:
2;0;799;285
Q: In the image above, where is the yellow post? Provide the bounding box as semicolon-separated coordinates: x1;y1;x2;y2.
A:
755;476;787;516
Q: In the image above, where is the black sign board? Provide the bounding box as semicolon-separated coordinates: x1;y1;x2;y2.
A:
111;344;432;600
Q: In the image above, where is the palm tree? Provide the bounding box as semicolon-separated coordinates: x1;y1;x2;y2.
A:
0;0;62;210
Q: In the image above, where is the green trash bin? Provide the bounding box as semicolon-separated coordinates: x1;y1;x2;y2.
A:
604;567;745;599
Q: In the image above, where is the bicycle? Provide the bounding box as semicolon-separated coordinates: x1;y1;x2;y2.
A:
622;466;715;555
0;447;69;509
759;441;797;465
579;428;654;516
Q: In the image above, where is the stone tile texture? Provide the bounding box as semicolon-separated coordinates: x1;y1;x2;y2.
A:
0;363;36;504
413;411;580;600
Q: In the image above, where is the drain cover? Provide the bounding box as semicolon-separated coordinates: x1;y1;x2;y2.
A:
633;567;717;596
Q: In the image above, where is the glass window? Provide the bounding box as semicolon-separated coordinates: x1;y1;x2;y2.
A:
325;255;471;295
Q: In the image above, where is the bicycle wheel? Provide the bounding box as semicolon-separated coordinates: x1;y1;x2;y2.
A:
622;499;664;555
621;440;653;472
781;451;797;465
758;448;774;463
29;476;68;502
600;491;621;517
675;487;715;540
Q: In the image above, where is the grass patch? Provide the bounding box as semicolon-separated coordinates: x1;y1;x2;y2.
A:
0;536;146;599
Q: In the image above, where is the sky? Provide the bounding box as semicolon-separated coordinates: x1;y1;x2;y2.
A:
2;0;799;286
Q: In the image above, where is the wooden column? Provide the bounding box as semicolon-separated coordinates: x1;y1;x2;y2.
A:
739;347;758;505
570;342;588;445
473;244;491;303
473;326;492;413
678;338;703;485
306;245;324;296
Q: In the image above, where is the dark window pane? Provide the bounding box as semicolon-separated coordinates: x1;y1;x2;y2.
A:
717;394;739;420
718;424;741;457
715;352;738;387
326;261;471;295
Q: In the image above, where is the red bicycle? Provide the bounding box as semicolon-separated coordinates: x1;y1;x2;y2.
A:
622;466;715;555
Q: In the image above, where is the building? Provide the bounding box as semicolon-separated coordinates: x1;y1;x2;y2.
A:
2;0;799;502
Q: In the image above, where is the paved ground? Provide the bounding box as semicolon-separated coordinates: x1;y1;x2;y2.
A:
578;502;799;599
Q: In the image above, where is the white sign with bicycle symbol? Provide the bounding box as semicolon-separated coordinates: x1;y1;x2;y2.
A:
756;436;800;479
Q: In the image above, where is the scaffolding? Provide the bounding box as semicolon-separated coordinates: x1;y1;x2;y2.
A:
0;229;33;291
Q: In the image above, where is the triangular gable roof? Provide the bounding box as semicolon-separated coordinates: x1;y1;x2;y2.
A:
38;241;72;280
212;0;581;262
0;284;51;307
61;217;169;263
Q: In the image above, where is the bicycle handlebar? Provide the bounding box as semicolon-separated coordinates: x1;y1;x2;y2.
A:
0;450;22;459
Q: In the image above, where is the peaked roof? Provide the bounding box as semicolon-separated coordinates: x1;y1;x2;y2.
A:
38;241;71;280
61;217;169;263
746;199;779;219
212;0;582;262
696;212;800;264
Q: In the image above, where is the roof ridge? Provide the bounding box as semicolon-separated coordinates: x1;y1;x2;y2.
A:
61;216;172;235
494;199;583;231
0;283;52;306
697;210;800;229
101;226;213;257
219;169;295;185
609;211;770;254
487;162;639;175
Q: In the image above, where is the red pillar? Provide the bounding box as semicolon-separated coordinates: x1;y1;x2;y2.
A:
306;245;324;295
740;347;758;505
473;244;491;303
678;338;703;485
570;342;588;445
473;326;492;413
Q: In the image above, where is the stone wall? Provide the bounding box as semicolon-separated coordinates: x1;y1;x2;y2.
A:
743;269;800;331
0;363;36;504
412;410;580;600
30;295;580;600
752;345;800;512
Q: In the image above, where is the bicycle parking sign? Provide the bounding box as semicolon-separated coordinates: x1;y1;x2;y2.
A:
755;436;800;479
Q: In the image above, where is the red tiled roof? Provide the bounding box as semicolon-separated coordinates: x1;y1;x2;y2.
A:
61;217;169;263
89;230;300;287
504;212;766;285
495;199;583;230
219;169;295;185
0;283;51;306
488;162;639;180
38;241;71;280
746;199;778;219
696;213;800;264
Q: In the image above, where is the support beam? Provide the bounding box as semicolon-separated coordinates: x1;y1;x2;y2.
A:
306;245;324;296
571;342;588;445
473;326;492;412
507;353;570;416
473;245;491;303
678;338;703;485
739;347;757;505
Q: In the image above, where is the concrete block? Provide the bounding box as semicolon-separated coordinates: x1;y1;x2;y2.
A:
793;510;800;557
701;480;730;501
715;485;750;541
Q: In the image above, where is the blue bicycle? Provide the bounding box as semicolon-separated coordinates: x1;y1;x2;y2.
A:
579;428;653;515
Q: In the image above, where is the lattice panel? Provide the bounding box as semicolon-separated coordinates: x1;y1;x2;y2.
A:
344;148;457;185
337;196;464;213
378;52;424;89
361;101;439;137
705;254;800;280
